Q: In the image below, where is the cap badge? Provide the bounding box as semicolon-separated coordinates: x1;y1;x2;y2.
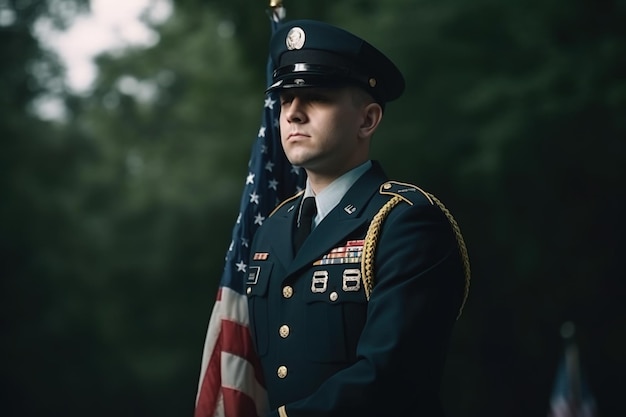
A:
286;27;305;50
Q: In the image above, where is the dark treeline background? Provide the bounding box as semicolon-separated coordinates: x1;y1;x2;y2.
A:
2;0;625;416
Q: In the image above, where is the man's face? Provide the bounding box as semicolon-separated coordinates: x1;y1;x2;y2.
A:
279;86;369;178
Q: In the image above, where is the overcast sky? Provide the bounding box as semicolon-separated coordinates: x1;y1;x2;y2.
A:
39;0;172;92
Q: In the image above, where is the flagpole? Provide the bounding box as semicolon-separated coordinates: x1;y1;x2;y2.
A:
269;0;286;23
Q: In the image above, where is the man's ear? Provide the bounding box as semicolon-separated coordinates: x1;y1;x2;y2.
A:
358;102;383;139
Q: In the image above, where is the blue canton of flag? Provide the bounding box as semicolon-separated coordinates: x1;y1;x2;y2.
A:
222;72;305;295
195;6;305;417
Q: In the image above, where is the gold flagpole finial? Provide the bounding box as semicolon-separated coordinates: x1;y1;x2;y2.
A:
270;0;283;8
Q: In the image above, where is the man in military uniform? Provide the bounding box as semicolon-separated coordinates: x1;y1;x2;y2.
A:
246;19;469;417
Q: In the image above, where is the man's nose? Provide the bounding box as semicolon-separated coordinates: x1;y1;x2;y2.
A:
284;97;306;123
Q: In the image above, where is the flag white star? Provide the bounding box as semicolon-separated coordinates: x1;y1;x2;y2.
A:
241;237;250;248
273;118;279;128
235;260;247;272
246;172;255;185
265;161;274;172
268;179;279;190
291;165;301;175
258;126;266;138
264;97;276;109
261;144;268;154
228;240;234;252
236;213;242;224
254;213;266;226
250;191;260;205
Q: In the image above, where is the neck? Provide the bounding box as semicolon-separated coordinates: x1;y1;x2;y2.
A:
305;160;369;194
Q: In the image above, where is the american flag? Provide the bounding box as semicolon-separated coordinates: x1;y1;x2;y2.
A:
194;5;304;417
548;340;598;417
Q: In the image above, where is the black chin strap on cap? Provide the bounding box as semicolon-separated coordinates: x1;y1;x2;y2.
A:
270;63;373;91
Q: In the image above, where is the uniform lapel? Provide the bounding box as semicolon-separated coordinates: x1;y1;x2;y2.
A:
266;197;300;270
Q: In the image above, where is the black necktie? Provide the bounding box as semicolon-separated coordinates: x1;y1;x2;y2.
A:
294;197;317;253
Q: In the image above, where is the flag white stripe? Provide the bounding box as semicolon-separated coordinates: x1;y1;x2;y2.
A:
214;391;225;417
196;288;252;404
219;287;251;326
222;352;269;416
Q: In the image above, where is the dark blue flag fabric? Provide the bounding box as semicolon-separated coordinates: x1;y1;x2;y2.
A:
195;5;304;417
548;340;598;417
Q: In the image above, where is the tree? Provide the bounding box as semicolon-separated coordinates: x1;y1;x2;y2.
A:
4;0;625;415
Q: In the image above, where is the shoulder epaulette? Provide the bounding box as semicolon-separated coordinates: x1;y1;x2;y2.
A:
379;180;434;206
268;190;305;217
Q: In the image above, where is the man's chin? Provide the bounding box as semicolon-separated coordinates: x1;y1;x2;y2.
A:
284;154;308;168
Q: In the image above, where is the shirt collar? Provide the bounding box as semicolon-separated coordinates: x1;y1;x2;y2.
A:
303;160;372;227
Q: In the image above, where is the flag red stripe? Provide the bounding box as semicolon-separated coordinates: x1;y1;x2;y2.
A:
195;296;265;417
195;321;223;417
223;387;259;417
220;319;265;386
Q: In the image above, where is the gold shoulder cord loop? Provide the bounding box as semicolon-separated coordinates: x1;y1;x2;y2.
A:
427;193;471;319
361;196;403;301
360;194;471;319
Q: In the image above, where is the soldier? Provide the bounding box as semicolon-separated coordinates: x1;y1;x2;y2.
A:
246;19;470;417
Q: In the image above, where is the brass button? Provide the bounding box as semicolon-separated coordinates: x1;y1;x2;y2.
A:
329;291;338;302
277;365;288;379
279;325;290;338
282;286;293;298
246;287;252;295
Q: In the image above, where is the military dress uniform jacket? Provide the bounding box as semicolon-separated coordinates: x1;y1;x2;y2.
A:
246;162;466;417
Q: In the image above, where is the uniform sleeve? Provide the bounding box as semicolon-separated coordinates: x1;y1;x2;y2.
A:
267;201;465;417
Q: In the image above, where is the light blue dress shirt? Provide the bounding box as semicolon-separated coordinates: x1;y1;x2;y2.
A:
300;160;372;228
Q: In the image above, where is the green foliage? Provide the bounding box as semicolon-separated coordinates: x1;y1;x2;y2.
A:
3;0;625;416
21;4;266;415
